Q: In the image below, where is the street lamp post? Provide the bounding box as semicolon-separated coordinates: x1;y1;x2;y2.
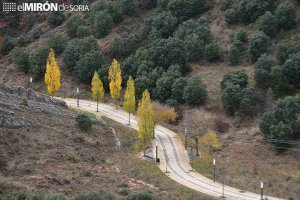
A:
76;88;79;107
260;181;264;200
184;128;187;149
213;158;216;182
155;141;158;163
190;146;194;171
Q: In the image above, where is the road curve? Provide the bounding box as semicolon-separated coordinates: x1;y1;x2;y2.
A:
59;98;284;200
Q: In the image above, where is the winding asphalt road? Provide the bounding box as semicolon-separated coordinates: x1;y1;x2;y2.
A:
59;98;283;200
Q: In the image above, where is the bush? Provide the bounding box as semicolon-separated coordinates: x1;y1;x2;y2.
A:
221;83;241;115
184;34;205;61
224;8;239;24
239;87;255;116
66;14;85;38
76;114;92;131
234;28;248;43
127;192;155;200
184;76;207;106
145;11;178;39
249;31;269;63
93;11;113;38
166;0;207;21
205;43;222;62
269;65;289;98
282;52;300;89
29;46;51;81
122;0;136;16
228;40;243;66
124;33;141;55
75;189;115;200
76;26;91;38
11;47;30;73
47;194;66;200
238;0;279;23
275;3;296;30
74;50;105;83
260;96;300;150
276;42;300;65
48;34;68;54
154;75;175;102
0;36;15;55
4;190;44;200
47;11;65;27
220;0;231;11
254;54;274;89
254;11;277;37
174;19;210;42
63;36;99;71
135;76;152;100
171;77;187;103
220;70;248;90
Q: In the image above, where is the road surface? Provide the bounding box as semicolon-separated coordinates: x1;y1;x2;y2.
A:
60;98;283;200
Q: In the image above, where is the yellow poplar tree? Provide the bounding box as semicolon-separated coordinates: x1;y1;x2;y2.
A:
91;71;105;112
108;59;122;107
45;49;61;97
137;90;154;156
124;76;135;125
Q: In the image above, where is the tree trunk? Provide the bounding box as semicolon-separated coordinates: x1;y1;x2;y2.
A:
128;112;130;125
97;100;99;112
196;138;199;156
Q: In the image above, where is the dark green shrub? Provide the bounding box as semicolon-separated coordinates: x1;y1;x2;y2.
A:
171;77;187;104
75;189;115;200
254;54;274;89
135;76;152;100
205;43;222;62
270;65;289;98
276;42;300;65
125;33;141;55
174;19;210;42
221;71;248;90
63;36;99;71
157;0;169;11
260;96;300;150
221;83;241;115
11;47;30;73
254;11;277;37
47;194;66;200
26;14;36;31
109;0;124;23
74;50;105;83
184;76;207;106
234;29;248;43
184;34;205;61
0;36;15;55
76;114;92;131
66;14;85;38
220;0;231;11
238;0;279;23
127;192;155;200
145;11;178;39
239;87;255;116
122;0;136;16
228;40;243;66
48;34;68;54
29;46;51;81
93;11;113;38
224;8;239;24
76;26;91;38
47;11;65;27
282;52;300;89
109;36;125;59
249;31;269;63
166;0;207;21
4;190;44;200
275;3;296;30
154;75;175;102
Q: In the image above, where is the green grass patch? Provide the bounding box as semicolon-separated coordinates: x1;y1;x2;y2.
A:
192;149;213;179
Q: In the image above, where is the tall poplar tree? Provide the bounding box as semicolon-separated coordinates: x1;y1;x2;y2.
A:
108;59;122;107
91;71;105;112
45;49;61;97
137;90;155;156
124;76;136;125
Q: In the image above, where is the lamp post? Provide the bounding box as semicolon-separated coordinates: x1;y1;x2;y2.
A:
190;146;194;171
213;158;216;182
184;128;187;149
155;140;158;163
260;181;264;200
76;87;79;107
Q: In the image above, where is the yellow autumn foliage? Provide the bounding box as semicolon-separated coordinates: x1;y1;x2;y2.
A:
108;59;122;102
201;130;221;150
45;49;61;96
